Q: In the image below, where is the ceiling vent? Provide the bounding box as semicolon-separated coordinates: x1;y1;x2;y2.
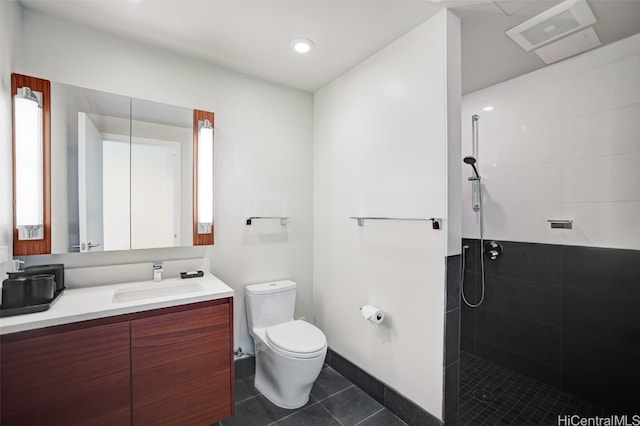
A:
534;26;601;64
505;0;597;52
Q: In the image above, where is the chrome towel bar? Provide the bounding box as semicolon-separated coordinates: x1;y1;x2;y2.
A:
350;217;442;229
246;217;289;226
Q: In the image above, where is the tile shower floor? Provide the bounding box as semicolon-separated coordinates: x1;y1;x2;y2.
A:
459;351;607;426
218;365;408;426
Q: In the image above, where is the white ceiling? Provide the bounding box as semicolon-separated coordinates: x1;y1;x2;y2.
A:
18;0;640;94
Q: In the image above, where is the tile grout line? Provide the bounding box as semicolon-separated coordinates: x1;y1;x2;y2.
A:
264;401;321;426
316;399;346;426
314;383;356;402
234;391;262;405
352;407;385;426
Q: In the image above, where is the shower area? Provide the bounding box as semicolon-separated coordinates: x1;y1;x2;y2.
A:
456;33;640;424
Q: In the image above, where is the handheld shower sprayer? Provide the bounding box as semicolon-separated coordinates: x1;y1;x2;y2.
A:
463;156;481;180
464;156;481;212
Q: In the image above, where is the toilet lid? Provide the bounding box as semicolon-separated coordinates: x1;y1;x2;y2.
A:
266;320;326;355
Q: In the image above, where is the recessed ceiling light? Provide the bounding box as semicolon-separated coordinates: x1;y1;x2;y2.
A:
483;106;494;111
291;39;314;54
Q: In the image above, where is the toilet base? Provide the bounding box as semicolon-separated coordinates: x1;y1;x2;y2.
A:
253;342;326;409
254;381;311;410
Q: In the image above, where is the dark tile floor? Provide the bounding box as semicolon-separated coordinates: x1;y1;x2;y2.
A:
218;364;408;426
217;351;612;426
459;351;607;426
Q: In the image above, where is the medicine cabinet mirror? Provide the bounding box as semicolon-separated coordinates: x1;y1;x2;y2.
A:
42;81;213;253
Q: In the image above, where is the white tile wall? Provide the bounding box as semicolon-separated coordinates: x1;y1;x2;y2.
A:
564;153;640;203
482;80;563;136
563;55;640;119
463;33;640;250
483;162;563;205
563;103;640;160
561;201;640;249
481;121;562;169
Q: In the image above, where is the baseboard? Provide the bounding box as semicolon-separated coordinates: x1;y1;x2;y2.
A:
326;349;443;426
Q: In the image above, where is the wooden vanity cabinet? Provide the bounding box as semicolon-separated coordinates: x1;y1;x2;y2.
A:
0;322;131;426
0;298;234;426
131;303;232;425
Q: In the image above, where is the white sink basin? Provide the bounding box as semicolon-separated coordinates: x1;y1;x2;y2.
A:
112;281;205;303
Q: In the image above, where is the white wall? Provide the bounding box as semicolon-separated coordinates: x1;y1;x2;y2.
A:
14;9;314;354
446;15;462;257
313;11;460;419
0;0;23;278
462;33;640;250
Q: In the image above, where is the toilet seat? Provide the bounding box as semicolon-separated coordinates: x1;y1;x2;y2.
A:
265;320;327;359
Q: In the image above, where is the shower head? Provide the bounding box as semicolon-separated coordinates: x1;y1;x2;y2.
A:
463;156;481;180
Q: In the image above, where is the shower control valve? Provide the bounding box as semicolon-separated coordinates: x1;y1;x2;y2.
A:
484;240;503;261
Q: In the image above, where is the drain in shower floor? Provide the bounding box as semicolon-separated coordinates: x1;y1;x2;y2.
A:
473;389;496;403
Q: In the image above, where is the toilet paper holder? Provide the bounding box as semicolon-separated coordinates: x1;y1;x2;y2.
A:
360;305;384;324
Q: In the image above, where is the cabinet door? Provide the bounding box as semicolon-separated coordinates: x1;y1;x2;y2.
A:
0;322;131;426
131;303;232;425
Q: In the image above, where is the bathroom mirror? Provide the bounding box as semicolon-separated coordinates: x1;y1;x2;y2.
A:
50;82;194;253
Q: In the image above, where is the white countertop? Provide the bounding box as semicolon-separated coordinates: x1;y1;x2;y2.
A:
0;273;234;335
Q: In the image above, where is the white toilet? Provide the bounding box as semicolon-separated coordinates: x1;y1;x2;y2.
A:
245;280;327;409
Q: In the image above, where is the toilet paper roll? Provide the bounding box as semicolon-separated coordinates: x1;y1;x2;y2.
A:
360;305;384;324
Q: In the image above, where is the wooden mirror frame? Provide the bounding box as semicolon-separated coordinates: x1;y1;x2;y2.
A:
12;73;51;256
193;109;214;246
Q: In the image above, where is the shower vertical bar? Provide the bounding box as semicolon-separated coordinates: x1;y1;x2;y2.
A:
471;115;480;212
461;113;486;308
472;114;479;159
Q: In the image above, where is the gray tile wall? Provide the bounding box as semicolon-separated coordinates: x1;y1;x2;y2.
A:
460;239;640;413
444;255;461;426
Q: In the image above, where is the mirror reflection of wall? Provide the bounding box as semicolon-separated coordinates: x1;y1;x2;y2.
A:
78;111;107;252
102;139;129;251
50;82;194;254
130;139;181;250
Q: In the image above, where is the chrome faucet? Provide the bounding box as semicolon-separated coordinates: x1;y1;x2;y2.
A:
153;261;164;282
485;241;503;261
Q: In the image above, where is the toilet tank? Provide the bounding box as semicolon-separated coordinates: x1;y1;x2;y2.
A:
245;280;296;330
